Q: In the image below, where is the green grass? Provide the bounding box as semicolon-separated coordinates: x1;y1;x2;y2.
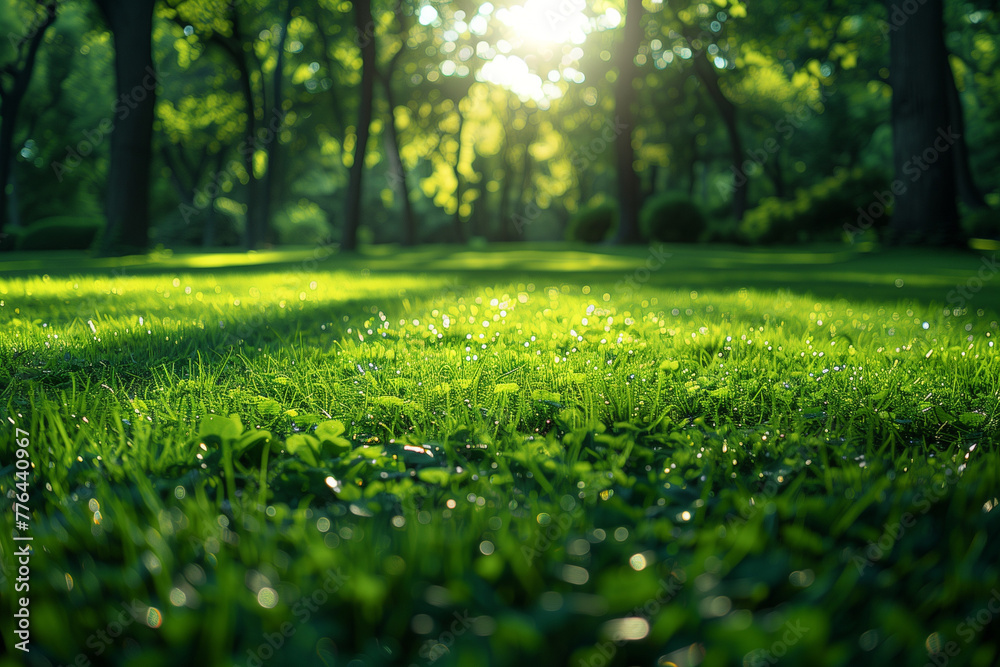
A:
1;244;999;667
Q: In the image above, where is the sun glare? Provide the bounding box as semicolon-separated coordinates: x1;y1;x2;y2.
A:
421;1;623;106
494;0;591;46
480;54;563;105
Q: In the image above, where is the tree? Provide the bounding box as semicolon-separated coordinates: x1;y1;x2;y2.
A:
378;0;417;246
945;56;987;209
664;0;749;222
611;0;643;244
341;0;375;252
887;0;961;246
0;0;57;240
93;0;158;255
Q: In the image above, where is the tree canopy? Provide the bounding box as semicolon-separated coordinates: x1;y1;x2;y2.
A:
1;0;997;253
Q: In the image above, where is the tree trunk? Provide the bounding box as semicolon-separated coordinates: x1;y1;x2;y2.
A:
766;148;787;199
95;0;157;255
498;114;514;241
222;12;267;250
887;0;961;246
380;79;417;245
692;56;747;221
686;132;698;198
204;149;227;247
261;0;292;247
342;0;376;251
611;0;643;244
945;54;986;210
643;164;658;201
0;1;56;241
379;0;417;246
451;108;466;243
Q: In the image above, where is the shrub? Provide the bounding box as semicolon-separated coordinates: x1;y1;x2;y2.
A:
703;216;742;244
0;228;19;251
565;201;617;243
640;192;706;243
740;167;890;244
274;201;330;245
15;216;104;251
962;207;1000;240
153;198;244;248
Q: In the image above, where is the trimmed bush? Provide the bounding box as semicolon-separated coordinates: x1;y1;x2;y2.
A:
963;207;1000;240
640;192;706;243
740;167;890;244
565;201;617;243
0;227;19;251
703;216;742;244
15;216;104;251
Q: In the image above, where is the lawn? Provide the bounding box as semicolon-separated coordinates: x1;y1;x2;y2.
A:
1;244;999;667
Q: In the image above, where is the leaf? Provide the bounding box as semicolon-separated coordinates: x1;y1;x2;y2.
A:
531;389;561;403
315;420;352;451
199;414;244;444
235;429;272;457
255;397;282;418
355;445;385;459
933;406;956;424
417;468;453;485
337;483;363;501
286;433;320;467
376;396;408;408
959;412;986;427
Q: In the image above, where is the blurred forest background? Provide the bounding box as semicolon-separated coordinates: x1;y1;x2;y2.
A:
1;0;998;255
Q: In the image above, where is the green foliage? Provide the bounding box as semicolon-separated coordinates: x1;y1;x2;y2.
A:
740;168;890;244
564;200;616;243
703;216;742;244
962;206;1000;239
14;215;104;251
273;201;331;245
153;203;244;248
640;192;706;243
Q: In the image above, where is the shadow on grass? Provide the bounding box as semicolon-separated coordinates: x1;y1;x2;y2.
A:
2;243;998;311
